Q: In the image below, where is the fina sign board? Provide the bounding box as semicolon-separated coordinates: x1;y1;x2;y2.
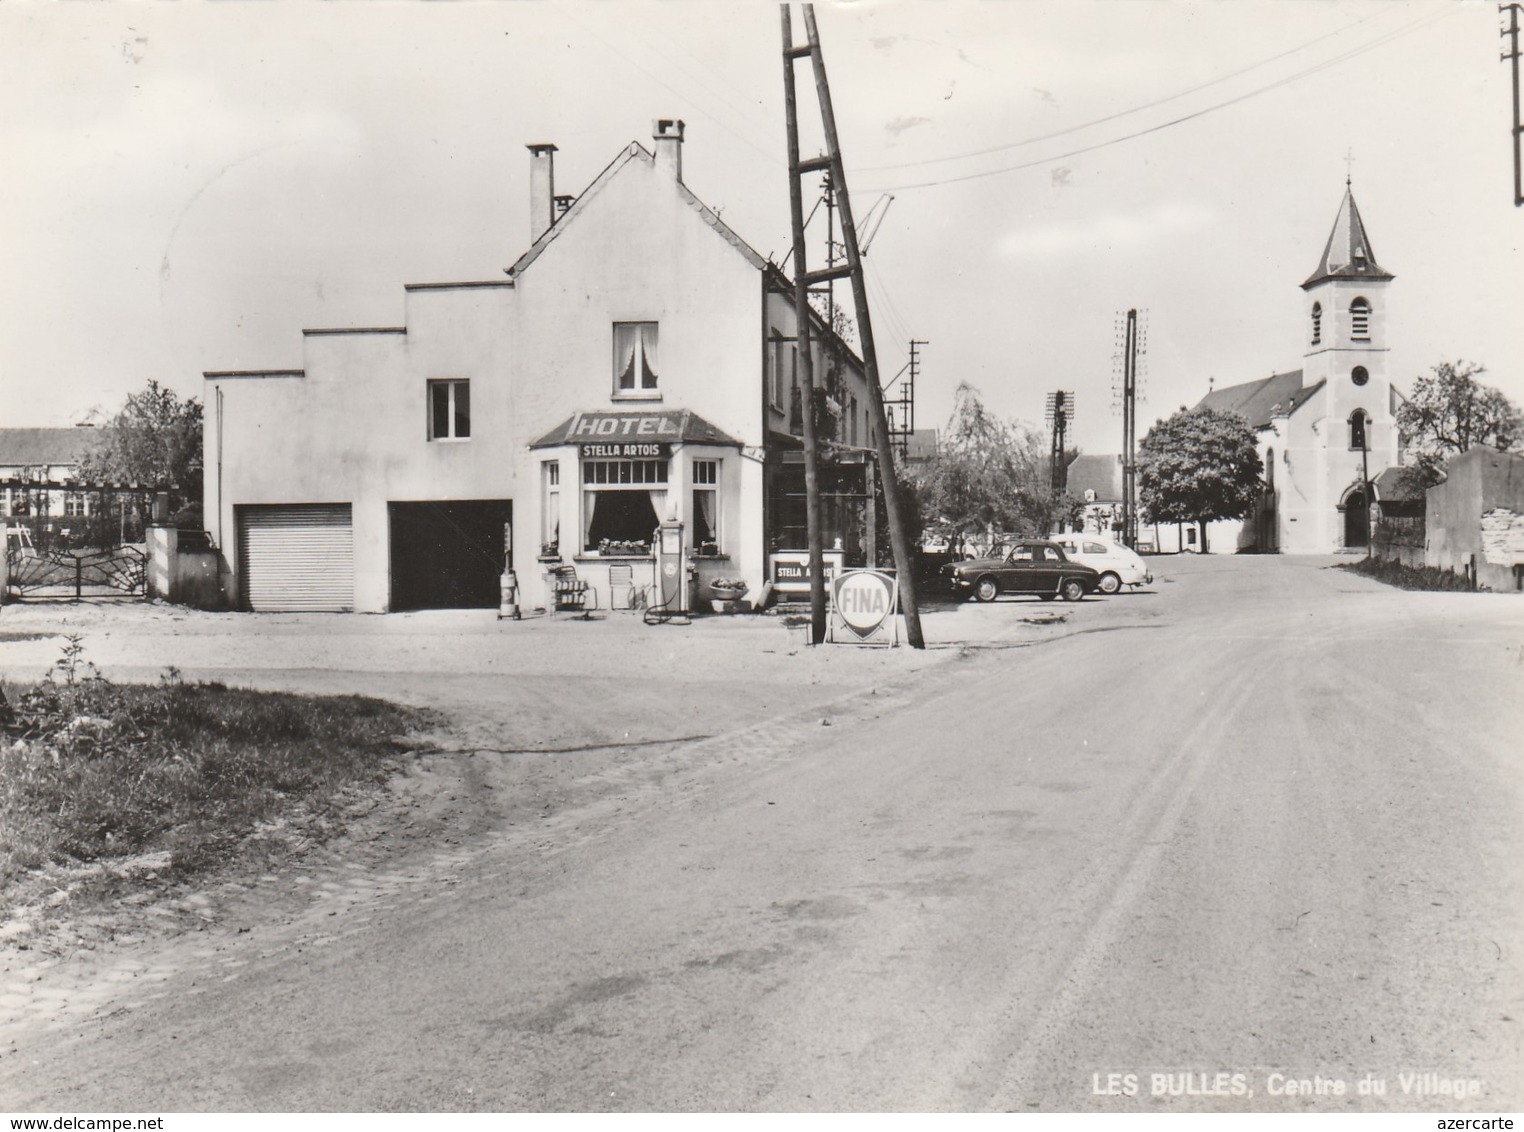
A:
829;569;900;646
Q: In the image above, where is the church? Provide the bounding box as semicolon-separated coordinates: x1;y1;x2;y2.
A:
1191;182;1405;554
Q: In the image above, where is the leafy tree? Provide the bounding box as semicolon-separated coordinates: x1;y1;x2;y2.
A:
79;380;203;517
1137;406;1262;553
1395;361;1521;488
910;383;1072;553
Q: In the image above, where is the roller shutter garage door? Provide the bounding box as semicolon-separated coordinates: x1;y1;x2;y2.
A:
238;504;354;611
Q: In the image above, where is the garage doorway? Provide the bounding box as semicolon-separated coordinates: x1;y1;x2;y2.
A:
389;500;512;611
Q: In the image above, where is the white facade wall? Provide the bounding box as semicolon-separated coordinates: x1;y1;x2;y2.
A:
205;131;861;613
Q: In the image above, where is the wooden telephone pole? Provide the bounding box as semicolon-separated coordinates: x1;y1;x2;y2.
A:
781;3;925;648
1505;3;1523;206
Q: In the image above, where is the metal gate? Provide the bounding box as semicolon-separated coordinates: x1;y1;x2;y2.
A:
237;504;354;612
5;544;147;601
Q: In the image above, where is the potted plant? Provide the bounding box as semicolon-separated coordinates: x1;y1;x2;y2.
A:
704;578;746;615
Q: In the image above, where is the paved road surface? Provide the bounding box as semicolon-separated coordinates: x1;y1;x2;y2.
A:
3;555;1520;1112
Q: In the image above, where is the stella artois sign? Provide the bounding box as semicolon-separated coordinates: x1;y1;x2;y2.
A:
829;569;900;646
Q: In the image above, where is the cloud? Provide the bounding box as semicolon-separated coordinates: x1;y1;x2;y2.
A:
997;202;1215;260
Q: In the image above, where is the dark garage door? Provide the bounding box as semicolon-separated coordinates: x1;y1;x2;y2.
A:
389;500;512;611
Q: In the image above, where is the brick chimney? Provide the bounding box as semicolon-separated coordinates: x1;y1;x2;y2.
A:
527;143;557;243
652;119;684;183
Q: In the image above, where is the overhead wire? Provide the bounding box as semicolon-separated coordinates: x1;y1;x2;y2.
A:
857;6;1456;193
854;4;1397;174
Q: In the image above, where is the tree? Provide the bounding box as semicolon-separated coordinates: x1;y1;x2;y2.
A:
79;380;203;518
910;383;1073;553
1395;361;1521;488
1137;407;1263;553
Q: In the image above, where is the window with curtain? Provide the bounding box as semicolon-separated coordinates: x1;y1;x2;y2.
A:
582;458;668;552
613;322;659;395
541;461;560;553
692;459;719;552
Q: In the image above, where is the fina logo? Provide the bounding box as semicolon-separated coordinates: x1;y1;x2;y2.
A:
831;569;898;641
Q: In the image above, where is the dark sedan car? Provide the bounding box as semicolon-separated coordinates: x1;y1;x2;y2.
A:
944;539;1101;602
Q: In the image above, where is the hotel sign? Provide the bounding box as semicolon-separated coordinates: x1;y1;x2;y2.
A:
580;442;670;458
573;413;681;459
769;550;844;593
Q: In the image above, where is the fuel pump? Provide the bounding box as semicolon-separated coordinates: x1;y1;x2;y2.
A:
497;521;520;621
654;520;686;613
645;520;691;625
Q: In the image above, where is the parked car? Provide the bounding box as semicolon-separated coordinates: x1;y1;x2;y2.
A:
1050;535;1153;595
944;539;1100;602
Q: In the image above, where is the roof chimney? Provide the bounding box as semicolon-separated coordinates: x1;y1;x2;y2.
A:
652;119;684;182
527;143;557;243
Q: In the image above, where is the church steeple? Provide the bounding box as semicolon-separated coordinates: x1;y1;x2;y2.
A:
1301;184;1394;290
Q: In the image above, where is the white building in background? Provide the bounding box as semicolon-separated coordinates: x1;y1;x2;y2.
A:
205;120;880;613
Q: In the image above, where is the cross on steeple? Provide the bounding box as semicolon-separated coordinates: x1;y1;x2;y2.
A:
1344;147;1356;187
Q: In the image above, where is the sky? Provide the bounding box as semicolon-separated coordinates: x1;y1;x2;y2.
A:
2;0;1520;458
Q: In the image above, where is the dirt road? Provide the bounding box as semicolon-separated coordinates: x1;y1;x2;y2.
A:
2;557;1520;1112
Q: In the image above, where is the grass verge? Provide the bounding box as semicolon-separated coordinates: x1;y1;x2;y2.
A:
1;642;435;928
1336;556;1474;592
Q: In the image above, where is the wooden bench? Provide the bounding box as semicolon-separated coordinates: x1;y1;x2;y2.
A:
550;564;598;617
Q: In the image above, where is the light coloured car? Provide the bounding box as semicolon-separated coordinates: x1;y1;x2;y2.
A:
1050;535;1152;595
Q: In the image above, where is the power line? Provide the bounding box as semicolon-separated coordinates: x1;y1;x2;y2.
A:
854;5;1397;174
859;7;1455;194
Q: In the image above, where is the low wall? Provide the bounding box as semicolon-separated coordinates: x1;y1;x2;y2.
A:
1424;449;1524;592
146;526;228;609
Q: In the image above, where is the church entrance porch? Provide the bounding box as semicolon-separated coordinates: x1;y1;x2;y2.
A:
1340;485;1371;549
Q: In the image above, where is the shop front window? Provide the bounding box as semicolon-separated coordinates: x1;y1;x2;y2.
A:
583;458;668;553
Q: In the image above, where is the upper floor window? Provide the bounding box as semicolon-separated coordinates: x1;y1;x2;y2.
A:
1265;448;1275;490
428;379;470;440
614;322;659;396
1349;409;1369;451
1310;302;1322;345
1350;298;1371;342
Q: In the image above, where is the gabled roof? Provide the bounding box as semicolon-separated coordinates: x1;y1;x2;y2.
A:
529;409;741;450
507;141;768;280
1065;453;1123;502
1302;186;1394;289
0;427;99;468
1195;369;1308;429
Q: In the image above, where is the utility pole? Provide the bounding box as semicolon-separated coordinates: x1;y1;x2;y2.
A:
1505;3;1523;207
781;6;827;644
1046;391;1073;495
886;339;924;462
1120;310;1140;549
783;2;925;648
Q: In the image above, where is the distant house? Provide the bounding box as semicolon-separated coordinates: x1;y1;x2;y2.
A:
0;427;99;521
1063;454;1123;538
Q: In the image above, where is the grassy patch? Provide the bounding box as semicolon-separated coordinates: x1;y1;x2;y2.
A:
1;643;434;914
1336;556;1474;592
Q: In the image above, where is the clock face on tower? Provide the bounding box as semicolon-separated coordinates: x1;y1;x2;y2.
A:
1352;366;1369;386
